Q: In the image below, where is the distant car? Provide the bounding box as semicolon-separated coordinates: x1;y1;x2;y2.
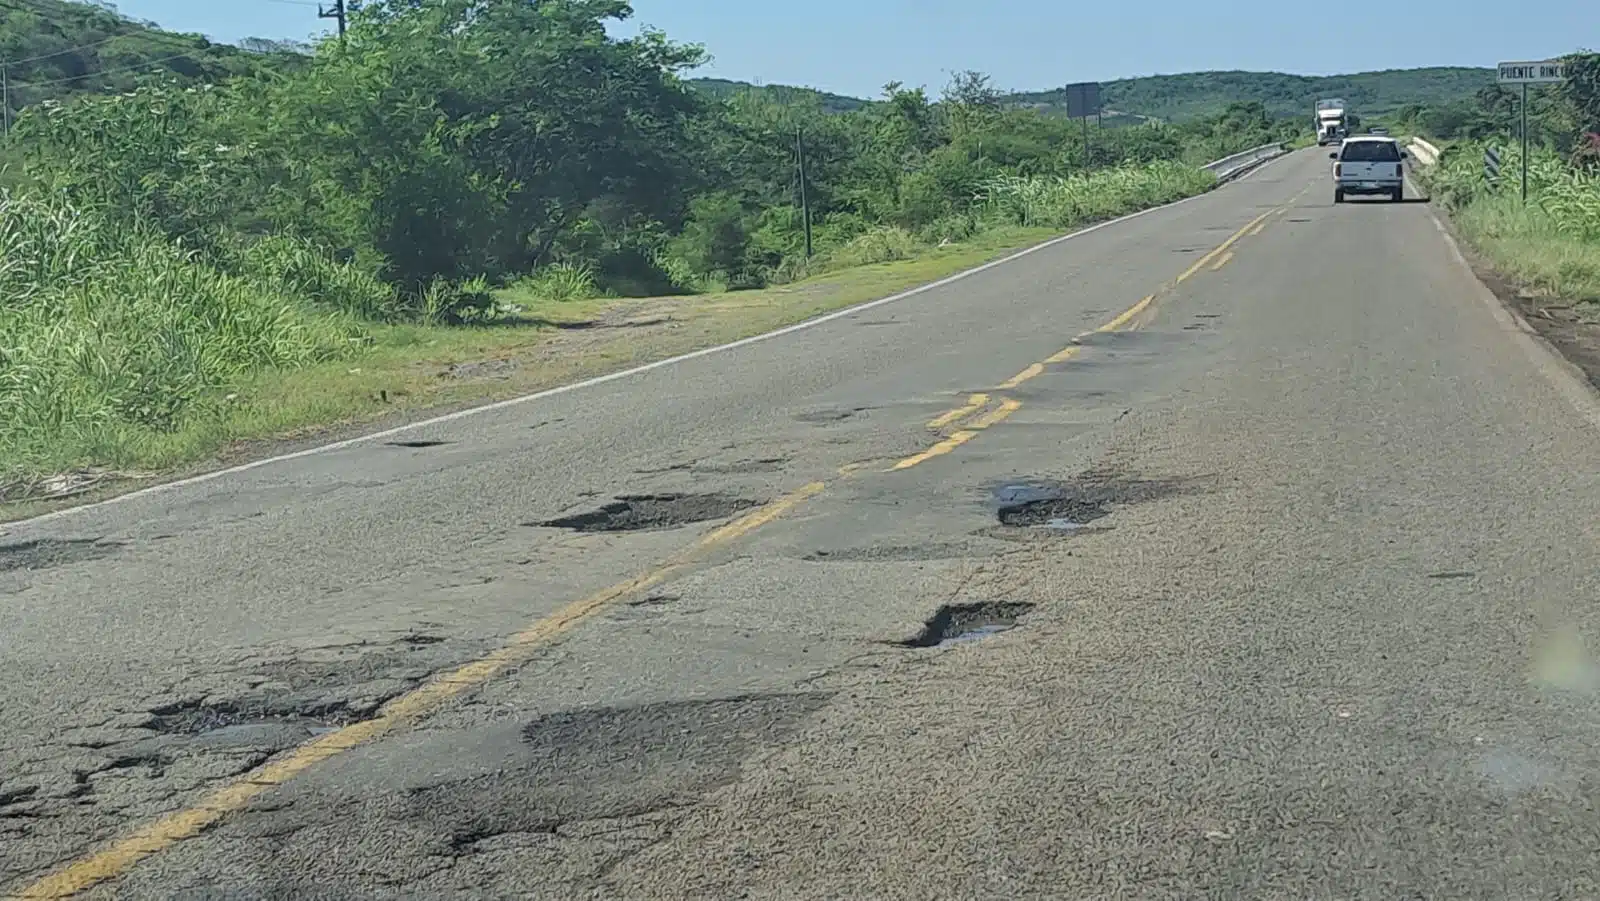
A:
1331;136;1407;203
1367;126;1389;135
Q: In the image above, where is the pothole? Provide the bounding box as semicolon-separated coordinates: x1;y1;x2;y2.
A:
997;495;1109;529
149;697;371;736
0;538;121;573
898;602;1035;649
535;494;761;533
794;406;871;424
386;440;452;448
991;475;1192;532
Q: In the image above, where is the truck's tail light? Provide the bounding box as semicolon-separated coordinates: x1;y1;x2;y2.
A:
1396;164;1404;178
1334;163;1342;177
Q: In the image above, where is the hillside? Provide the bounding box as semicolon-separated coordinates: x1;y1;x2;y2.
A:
692;67;1496;123
685;77;869;114
1019;68;1496;121
0;0;307;112
0;2;1490;128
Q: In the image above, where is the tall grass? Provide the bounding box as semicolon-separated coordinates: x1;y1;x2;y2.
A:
979;161;1217;229
1423;142;1600;302
0;191;377;477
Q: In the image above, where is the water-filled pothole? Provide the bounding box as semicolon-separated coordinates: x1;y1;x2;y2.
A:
997;495;1109;528
899;602;1035;649
537;494;760;533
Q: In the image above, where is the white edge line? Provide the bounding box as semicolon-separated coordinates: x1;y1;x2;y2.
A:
1425;208;1600;436
5;167;1262;532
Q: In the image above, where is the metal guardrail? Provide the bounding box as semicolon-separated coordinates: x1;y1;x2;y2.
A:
1408;138;1441;167
1201;142;1289;182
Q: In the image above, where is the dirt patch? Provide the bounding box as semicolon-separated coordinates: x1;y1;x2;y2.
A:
898;602;1036;649
535;494;760;533
441;359;520;380
1508;298;1600;388
0;538;121;573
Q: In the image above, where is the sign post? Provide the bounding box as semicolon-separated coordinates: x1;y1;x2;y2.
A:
1496;59;1568;203
1064;82;1102;167
1484;146;1502;184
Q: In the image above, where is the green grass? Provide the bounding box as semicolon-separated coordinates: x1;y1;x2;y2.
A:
0;160;1219;505
1452;194;1600;303
1419;141;1600;306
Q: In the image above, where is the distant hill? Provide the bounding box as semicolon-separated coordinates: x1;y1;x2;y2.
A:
0;0;307;111
0;2;1491;131
1013;68;1496;121
686;78;869;114
691;67;1496;123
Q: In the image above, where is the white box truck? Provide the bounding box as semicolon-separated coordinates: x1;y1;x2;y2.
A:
1315;99;1348;146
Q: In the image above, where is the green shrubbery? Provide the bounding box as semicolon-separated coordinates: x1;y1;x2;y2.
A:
0;0;1303;479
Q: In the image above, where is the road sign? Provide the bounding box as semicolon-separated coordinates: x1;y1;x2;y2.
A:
1484;146;1502;182
1063;82;1101;119
1494;59;1564;201
1497;60;1567;84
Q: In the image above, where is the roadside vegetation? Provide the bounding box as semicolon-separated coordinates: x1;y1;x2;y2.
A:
1405;53;1600;306
0;0;1306;493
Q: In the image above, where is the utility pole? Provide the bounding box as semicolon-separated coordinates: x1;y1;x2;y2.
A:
318;0;347;40
795;125;813;259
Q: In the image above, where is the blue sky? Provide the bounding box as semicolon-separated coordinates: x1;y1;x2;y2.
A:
114;0;1593;98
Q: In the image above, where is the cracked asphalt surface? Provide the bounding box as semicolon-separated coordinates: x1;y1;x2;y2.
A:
7;149;1600;899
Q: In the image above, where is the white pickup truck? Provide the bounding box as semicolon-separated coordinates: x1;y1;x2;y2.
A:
1330;136;1407;203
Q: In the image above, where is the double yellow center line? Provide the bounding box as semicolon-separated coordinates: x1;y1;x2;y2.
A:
10;203;1287;901
902;206;1280;465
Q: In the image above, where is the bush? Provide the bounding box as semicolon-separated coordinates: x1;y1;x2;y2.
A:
507;263;602;304
665;192;757;287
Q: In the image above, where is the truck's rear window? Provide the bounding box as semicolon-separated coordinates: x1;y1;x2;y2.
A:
1341;142;1401;162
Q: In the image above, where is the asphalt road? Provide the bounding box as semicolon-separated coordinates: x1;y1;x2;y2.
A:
6;148;1600;899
